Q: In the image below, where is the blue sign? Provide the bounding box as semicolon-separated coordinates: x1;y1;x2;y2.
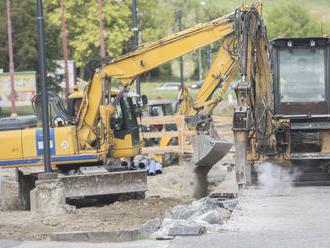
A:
36;128;56;156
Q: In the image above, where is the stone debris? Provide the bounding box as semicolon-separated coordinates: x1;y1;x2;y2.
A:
218;199;238;212
196;209;223;225
169;197;219;220
138;217;163;236
139;196;238;239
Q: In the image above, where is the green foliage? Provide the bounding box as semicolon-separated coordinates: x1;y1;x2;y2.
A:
265;3;321;39
0;0;62;91
46;0;132;67
1;0;330;90
0;0;61;71
138;1;174;42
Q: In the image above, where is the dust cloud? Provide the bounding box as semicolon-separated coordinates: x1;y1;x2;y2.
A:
255;162;300;193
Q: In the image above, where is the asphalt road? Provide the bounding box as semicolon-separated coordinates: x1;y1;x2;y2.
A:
171;186;330;248
2;186;330;248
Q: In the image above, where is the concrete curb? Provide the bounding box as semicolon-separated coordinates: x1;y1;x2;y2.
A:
48;230;146;242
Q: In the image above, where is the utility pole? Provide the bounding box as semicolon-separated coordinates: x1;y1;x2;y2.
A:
98;0;106;58
36;0;52;173
198;48;202;82
176;10;184;88
131;0;140;96
61;0;69;100
206;46;211;69
6;0;16;117
196;4;204;83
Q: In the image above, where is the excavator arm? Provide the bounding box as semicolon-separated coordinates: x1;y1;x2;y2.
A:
77;13;237;149
176;34;240;116
102;14;234;85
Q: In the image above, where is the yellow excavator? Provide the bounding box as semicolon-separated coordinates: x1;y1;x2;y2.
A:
0;7;246;209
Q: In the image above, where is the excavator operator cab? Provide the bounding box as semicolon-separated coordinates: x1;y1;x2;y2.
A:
67;90;141;157
272;38;330;159
111;94;140;146
273;38;330;116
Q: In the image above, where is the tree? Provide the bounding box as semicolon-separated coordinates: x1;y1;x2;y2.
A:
0;0;62;91
265;3;321;39
46;0;132;67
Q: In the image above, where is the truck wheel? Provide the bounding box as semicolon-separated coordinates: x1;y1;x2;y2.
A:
17;170;36;210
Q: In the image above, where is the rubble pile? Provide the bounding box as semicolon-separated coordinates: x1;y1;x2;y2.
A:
138;196;238;238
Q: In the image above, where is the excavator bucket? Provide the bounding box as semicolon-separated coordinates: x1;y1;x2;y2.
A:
193;133;232;167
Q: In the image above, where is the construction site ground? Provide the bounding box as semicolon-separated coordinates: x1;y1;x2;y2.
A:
0;116;235;241
0;159;207;240
2;184;330;247
2;115;329;247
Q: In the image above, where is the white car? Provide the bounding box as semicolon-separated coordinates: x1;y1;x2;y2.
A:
156;82;181;90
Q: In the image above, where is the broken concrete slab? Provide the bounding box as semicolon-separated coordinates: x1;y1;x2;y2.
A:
141;195;238;239
195;209;223;225
48;230;141;242
150;218;195;239
169;197;219;219
168;225;206;236
138;217;163;236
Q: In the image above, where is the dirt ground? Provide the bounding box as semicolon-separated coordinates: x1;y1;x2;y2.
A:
0;196;185;240
0;117;233;241
0;165;194;241
0;162;233;241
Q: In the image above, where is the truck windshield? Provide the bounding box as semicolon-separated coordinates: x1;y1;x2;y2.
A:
279;48;326;102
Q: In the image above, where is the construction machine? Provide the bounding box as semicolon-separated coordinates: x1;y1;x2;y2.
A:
0;87;147;209
0;9;244;209
144;3;330;187
173;4;330;186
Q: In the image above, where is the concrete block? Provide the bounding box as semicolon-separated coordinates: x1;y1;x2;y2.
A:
48;230;141;242
30;179;74;215
37;173;58;180
168;225;206;236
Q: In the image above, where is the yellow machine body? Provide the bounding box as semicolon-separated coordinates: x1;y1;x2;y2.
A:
0;126;101;168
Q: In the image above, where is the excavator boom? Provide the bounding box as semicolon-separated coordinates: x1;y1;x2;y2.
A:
77;12;237;149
